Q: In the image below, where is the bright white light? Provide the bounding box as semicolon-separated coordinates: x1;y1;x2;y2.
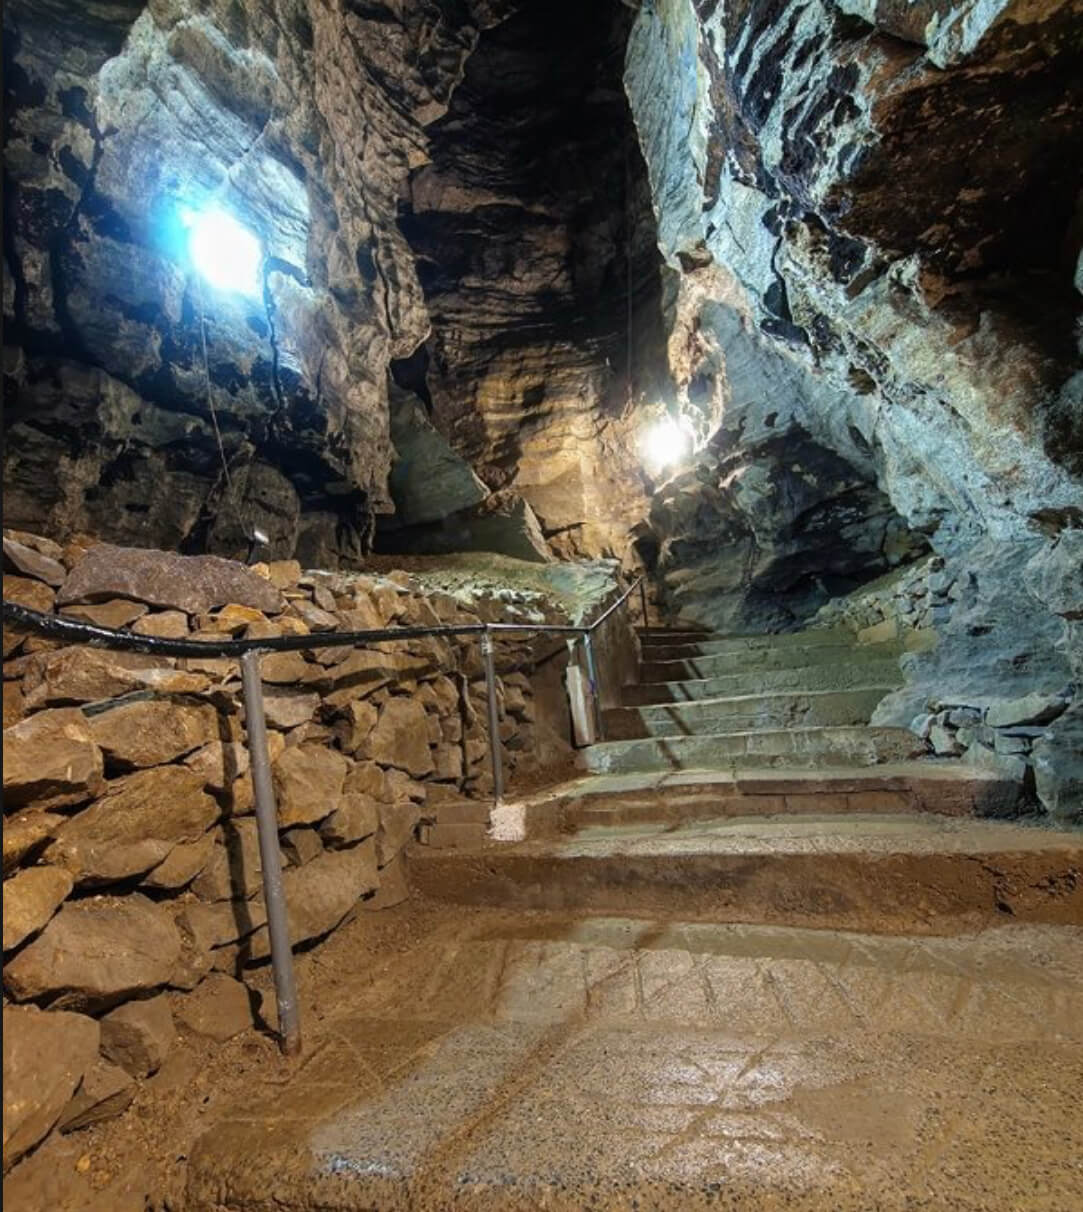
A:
641;415;694;476
183;207;262;296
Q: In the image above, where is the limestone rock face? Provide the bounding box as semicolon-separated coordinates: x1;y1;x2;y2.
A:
2;1005;100;1171
4;894;182;1008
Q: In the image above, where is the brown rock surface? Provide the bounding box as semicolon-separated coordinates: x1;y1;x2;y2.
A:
369;696;435;777
2;706;104;809
141;832;218;891
2;866;74;951
261;688;320;729
132;610;190;638
86;697;219;768
2;811;66;874
319;795;380;849
3;573;56;614
376;800;424;866
100;994;175;1078
58;544;284;615
172;974;256;1043
20;647;209;709
272;744;349;827
59;599;148;628
184;740;251;791
2;1005;100;1170
56;1058;135;1133
4;894;182;1008
3;536;67;586
47;766;218;885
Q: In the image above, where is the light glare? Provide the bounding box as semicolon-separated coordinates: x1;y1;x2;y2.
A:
185;207;262;296
641;415;693;475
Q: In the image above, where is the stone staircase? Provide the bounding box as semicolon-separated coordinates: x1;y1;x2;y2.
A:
411;625;1083;933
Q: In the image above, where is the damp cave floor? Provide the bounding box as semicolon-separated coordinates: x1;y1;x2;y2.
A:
187;898;1081;1209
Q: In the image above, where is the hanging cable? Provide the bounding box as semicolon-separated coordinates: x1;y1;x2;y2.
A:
625;134;634;409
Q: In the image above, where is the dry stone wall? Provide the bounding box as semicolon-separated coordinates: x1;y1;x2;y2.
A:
2;529;578;1170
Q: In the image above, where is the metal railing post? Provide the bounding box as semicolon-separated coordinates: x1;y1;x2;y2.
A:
481;627;504;807
639;578;648;626
239;650;301;1057
582;631;605;742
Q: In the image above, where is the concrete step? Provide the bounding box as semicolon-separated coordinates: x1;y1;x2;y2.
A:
407;814;1083;934
622;656;903;704
520;764;1023;835
603;686;894;739
640;628;852;661
640;641;895;682
583;725;924;774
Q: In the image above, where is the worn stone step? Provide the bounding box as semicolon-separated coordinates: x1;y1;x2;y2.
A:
640;629;852;661
603;687;893;739
407;814;1083;933
639;641;894;682
520;764;1022;835
583;725;923;774
623;657;903;705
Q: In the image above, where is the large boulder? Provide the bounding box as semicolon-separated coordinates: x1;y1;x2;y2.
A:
368;696;434;777
2;866;74;951
86;697;219;768
272;744;348;827
2;707;104;809
3;1005;100;1170
4;894;182;1008
47;766;218;885
58;543;284;615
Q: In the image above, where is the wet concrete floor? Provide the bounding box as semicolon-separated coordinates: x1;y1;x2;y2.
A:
188;904;1083;1210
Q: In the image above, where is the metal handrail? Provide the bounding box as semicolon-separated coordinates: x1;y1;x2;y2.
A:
2;575;645;1055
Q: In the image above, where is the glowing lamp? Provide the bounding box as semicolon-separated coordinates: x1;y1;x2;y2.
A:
182;207;263;296
640;415;693;476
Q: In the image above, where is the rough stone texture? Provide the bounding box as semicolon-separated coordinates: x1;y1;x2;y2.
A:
47;766;218;885
100;993;176;1079
2;1005;100;1171
142;831;218;891
20;646;209;709
2;706;104;809
58;544;284;615
172;973;255;1043
2;811;66;875
369;697;435;777
320;795;380;850
376;800;424;867
272;744;348;827
4;894;182;1009
86;697;219;768
55;1057;135;1133
1;865;74;952
3;536;66;586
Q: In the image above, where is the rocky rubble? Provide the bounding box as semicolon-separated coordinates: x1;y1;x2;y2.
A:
2;528;590;1168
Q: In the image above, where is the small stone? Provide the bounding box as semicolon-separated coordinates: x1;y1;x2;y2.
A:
60;600;148;628
3;707;104;810
287;600;339;631
3;537;66;586
2;866;74;951
928;724;962;756
87;698;219;768
280;826;324;866
57;1059;135;1133
985;692;1069;728
344;760;391;801
184;740;250;791
172;973;256;1042
318;795;379;849
3;529;64;562
100;994;175;1078
192;820;272;900
265;560;302;590
260;650;311;684
993;732;1031;755
3;573;55;617
199;604;267;634
272;744;348;827
142;832;218;891
369;697;434;777
361;851;410;910
132;610;190;638
3;1005;100;1170
376;800;423;866
261;688;320;730
20;647;208;709
334;699;378;754
4;895;182;1009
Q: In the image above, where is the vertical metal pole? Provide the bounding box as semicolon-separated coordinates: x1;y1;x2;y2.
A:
239;650;301;1057
481;628;504;807
639;578;648;627
582;631;605;742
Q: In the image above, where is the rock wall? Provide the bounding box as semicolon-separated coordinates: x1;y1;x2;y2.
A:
624;0;1083;814
2;528;595;1169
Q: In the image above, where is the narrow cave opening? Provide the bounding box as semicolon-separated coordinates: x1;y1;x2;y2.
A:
380;0;666;559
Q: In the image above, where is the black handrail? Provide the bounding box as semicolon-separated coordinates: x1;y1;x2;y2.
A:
2;577;643;657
